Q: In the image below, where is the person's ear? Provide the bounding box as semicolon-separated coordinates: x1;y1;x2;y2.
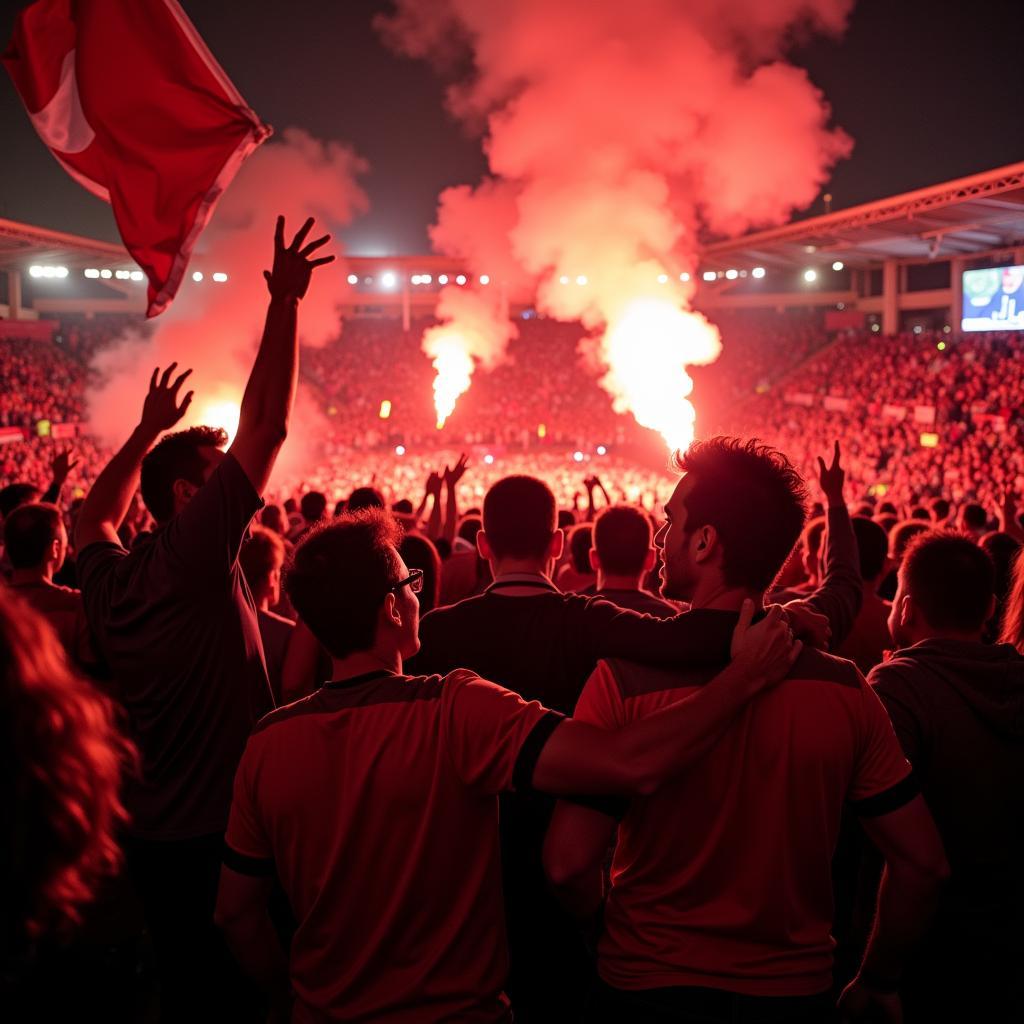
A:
172;478;197;508
588;547;601;573
693;525;717;564
897;593;913;630
642;547;657;572
477;530;494;561
49;536;61;564
549;529;565;562
381;591;401;629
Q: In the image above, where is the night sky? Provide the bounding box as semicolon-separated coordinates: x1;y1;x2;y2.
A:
1;0;1021;253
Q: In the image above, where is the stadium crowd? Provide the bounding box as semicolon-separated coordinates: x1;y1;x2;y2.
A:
2;222;1023;1023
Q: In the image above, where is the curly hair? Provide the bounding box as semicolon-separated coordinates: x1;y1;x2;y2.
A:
0;589;135;940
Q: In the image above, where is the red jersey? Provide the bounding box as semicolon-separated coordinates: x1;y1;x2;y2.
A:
225;669;561;1022
575;647;914;997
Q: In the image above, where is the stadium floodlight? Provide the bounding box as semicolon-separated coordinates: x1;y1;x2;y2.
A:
725;269;738;280
421;274;432;284
100;269;113;279
596;445;607;456
115;270;131;280
679;272;690;282
438;274;449;285
455;274;467;285
211;272;228;283
657;273;668;284
411;275;421;285
484;453;495;465
395;445;406;456
752;267;766;279
381;271;397;289
129;270;144;281
84;269;100;279
803;269;817;283
559;275;569;285
347;274;359;285
192;271;204;282
573;450;584;463
702;271;717;282
479;274;490;285
29;265;42;278
832;261;844;271
55;266;69;279
576;275;588;286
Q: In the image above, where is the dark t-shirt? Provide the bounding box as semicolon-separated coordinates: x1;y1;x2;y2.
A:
78;454;273;840
407;577;737;1016
594;586;679;618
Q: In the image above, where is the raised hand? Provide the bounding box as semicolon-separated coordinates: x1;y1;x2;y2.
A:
425;471;443;497
50;446;80;485
263;215;334;302
444;453;469;489
817;440;846;507
141;363;194;435
730;601;801;684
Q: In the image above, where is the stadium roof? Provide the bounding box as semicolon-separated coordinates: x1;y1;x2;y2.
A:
0;217;128;271
700;160;1024;272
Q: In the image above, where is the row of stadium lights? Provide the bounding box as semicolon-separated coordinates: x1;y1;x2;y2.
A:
31;261;845;288
392;444;608;462
29;265;228;283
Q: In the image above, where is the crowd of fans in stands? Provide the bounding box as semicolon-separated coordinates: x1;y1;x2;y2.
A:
2;231;1022;1022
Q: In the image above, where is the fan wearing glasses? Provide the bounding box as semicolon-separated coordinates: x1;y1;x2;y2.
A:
215;506;799;1024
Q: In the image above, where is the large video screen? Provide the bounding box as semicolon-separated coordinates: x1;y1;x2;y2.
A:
962;265;1024;332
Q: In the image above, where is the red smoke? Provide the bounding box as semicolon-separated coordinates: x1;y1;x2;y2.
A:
379;0;854;443
86;128;367;487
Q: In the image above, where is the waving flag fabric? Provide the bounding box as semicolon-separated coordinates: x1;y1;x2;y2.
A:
3;0;271;316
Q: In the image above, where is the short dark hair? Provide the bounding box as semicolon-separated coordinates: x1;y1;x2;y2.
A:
673;437;808;591
392;498;414;515
3;503;62;569
909;506;931;520
239;525;286;590
901;531;995;633
140;426;227;522
300;491;327;523
594;505;652;576
852;516;889;582
567;524;594;575
348;486;385;512
483;476;556;561
930;497;951;521
961;503;988;530
457;514;482;545
889;519;929;561
285;508;403;659
0;484;40;520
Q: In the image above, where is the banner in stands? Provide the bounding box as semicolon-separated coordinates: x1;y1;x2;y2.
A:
0;320;56;340
962;264;1024;332
0;427;27;445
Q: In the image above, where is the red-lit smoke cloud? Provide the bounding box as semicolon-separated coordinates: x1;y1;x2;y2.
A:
86;127;367;488
379;0;854;446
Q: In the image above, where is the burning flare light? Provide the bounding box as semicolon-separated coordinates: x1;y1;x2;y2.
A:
426;334;474;428
596;299;721;452
197;398;241;445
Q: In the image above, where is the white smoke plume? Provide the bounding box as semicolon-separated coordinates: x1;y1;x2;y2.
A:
379;0;854;447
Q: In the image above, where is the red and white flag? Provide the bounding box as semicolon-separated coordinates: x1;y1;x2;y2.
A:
2;0;271;316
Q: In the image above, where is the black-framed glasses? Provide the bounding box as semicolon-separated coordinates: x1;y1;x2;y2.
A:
388;568;424;595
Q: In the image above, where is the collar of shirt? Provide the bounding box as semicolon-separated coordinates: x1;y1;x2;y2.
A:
486;571;561;597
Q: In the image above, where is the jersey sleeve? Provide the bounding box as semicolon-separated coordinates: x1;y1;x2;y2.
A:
847;677;918;817
223;741;274;876
573;660;627;729
441;670;564;796
868;661;928;767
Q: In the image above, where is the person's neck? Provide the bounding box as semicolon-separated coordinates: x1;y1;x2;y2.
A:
10;566;51;586
689;576;763;612
906;626;986;647
491;559;551;580
330;647;403;681
598;571;644;592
